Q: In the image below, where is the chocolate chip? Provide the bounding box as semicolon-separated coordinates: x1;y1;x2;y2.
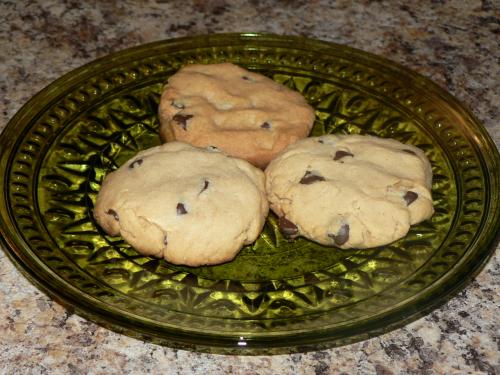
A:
129;158;143;169
402;149;416;155
333;150;354;161
176;203;187;215
300;171;325;185
163;234;168;246
200;180;209;193
172;114;193;130
260;122;271;129
242;76;251;80
328;224;349;246
171;101;185;109
279;216;299;238
403;191;418;206
106;209;119;221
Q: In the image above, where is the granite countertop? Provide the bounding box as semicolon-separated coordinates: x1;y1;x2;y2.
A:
1;1;498;374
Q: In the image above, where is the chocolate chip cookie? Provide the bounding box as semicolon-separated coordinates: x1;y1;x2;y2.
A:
265;134;434;248
158;63;315;168
94;142;269;266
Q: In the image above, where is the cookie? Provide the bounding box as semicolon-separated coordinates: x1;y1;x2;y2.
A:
265;134;434;249
94;142;269;266
158;63;315;168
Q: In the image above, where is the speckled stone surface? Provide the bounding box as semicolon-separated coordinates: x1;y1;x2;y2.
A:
0;1;499;374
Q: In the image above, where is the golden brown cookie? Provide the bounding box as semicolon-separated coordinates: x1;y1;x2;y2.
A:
158;63;315;168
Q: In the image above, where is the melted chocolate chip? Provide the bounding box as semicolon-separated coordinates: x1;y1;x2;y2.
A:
260;122;271;129
106;209;119;221
172;114;193;130
328;224;350;246
200;180;209;193
279;216;299;238
171;101;185;109
176;203;187;215
403;191;418;206
402;149;416;155
129;158;143;169
300;171;326;185
333;150;354;161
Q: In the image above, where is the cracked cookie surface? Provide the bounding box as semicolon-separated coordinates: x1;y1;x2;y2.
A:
158;63;315;168
265;134;434;249
94;142;268;266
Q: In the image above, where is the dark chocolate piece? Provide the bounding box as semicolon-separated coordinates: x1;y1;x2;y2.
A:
402;149;416;155
279;216;299;238
106;209;119;221
172;114;193;130
176;203;188;215
403;191;418;206
333;150;354;161
129;158;143;169
328;224;349;246
260;122;271;129
300;171;326;185
200;180;209;193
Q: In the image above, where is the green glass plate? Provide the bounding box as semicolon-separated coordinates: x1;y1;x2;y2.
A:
1;33;499;355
